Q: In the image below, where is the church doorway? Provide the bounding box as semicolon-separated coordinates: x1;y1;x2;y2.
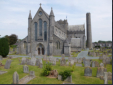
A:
37;43;45;55
38;48;40;55
42;48;44;55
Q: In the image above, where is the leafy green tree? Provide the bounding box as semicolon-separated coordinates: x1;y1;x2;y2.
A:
9;34;18;45
0;37;9;57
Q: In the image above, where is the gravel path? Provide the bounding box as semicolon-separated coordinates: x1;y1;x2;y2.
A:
77;51;99;59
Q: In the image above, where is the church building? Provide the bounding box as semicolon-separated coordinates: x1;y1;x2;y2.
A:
16;4;92;56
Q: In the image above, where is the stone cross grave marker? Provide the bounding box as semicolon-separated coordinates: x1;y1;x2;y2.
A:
23;65;29;73
13;71;19;84
103;72;108;84
84;67;92;76
4;59;12;69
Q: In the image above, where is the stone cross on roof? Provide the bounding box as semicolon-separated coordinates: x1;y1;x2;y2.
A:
40;3;41;7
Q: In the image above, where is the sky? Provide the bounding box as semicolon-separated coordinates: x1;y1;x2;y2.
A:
0;0;112;42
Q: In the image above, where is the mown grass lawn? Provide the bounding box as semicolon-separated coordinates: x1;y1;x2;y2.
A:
0;57;112;84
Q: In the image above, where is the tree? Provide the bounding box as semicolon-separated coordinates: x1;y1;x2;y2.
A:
5;35;10;44
0;37;9;57
9;34;18;45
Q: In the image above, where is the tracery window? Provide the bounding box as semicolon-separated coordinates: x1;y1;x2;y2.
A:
44;21;47;41
39;19;42;36
35;22;37;41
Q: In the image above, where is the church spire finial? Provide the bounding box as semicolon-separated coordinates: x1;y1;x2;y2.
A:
50;7;54;16
28;10;32;19
40;3;42;7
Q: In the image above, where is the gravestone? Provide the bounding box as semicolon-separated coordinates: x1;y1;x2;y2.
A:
84;67;92;76
70;60;74;66
92;61;95;67
0;55;2;60
30;57;36;66
64;76;72;83
61;54;65;60
39;63;43;68
99;56;103;60
21;57;26;65
103;72;108;84
78;58;82;63
51;57;56;65
23;65;29;73
82;57;86;64
58;75;62;81
93;52;96;57
46;57;49;61
36;58;42;66
105;57;110;64
100;63;104;67
13;71;19;84
26;59;31;65
66;61;69;66
29;71;35;76
76;63;82;67
96;67;107;77
43;55;46;60
84;60;91;67
74;58;77;63
95;61;100;67
56;58;59;62
60;59;66;66
108;72;112;80
4;59;12;69
68;57;72;62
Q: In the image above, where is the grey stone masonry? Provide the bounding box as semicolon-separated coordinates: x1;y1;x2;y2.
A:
23;65;29;73
84;67;92;76
13;71;19;84
86;13;92;49
92;61;95;67
77;58;82;63
4;59;12;69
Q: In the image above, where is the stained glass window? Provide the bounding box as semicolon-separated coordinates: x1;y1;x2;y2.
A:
39;19;42;36
35;22;37;41
44;21;47;41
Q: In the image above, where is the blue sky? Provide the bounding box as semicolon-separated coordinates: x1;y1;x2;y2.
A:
0;0;112;42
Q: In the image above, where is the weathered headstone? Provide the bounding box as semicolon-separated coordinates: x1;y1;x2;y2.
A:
82;57;86;64
52;57;56;65
56;58;59;62
64;76;72;83
0;55;2;60
36;58;42;66
100;63;104;67
61;54;65;60
105;57;110;64
76;63;82;67
58;75;62;80
13;71;19;84
26;59;31;65
96;67;107;77
23;65;29;73
78;58;82;63
95;61;100;67
70;60;74;65
66;61;69;66
68;57;72;62
84;60;91;67
60;59;66;66
30;57;36;66
84;67;92;76
29;71;35;76
39;63;43;68
4;59;12;69
21;57;26;65
92;61;95;67
74;58;77;63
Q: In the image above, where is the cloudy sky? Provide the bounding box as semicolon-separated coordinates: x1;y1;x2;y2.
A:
0;0;112;42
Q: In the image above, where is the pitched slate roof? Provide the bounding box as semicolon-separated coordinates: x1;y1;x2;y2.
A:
68;24;85;31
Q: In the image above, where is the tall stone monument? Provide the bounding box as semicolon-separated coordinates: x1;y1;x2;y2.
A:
86;13;92;49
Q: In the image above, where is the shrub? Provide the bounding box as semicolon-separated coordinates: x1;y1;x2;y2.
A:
0;37;9;57
42;62;52;76
59;70;71;81
110;59;112;65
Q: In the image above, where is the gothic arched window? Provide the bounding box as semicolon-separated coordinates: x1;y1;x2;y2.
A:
39;19;42;36
44;21;47;41
23;41;26;49
35;22;37;41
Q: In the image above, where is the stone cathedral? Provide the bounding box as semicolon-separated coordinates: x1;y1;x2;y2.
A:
16;4;92;56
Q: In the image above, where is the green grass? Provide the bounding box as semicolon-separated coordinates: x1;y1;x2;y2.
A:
0;57;112;84
71;52;80;57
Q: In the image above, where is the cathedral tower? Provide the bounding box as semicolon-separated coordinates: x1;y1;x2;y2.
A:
86;13;92;49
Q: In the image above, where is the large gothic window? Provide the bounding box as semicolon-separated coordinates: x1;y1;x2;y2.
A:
44;21;47;41
39;19;42;36
35;22;37;41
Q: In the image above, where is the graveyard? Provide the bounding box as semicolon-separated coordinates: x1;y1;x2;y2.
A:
0;48;112;84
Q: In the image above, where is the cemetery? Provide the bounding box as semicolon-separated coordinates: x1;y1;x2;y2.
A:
0;50;112;84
